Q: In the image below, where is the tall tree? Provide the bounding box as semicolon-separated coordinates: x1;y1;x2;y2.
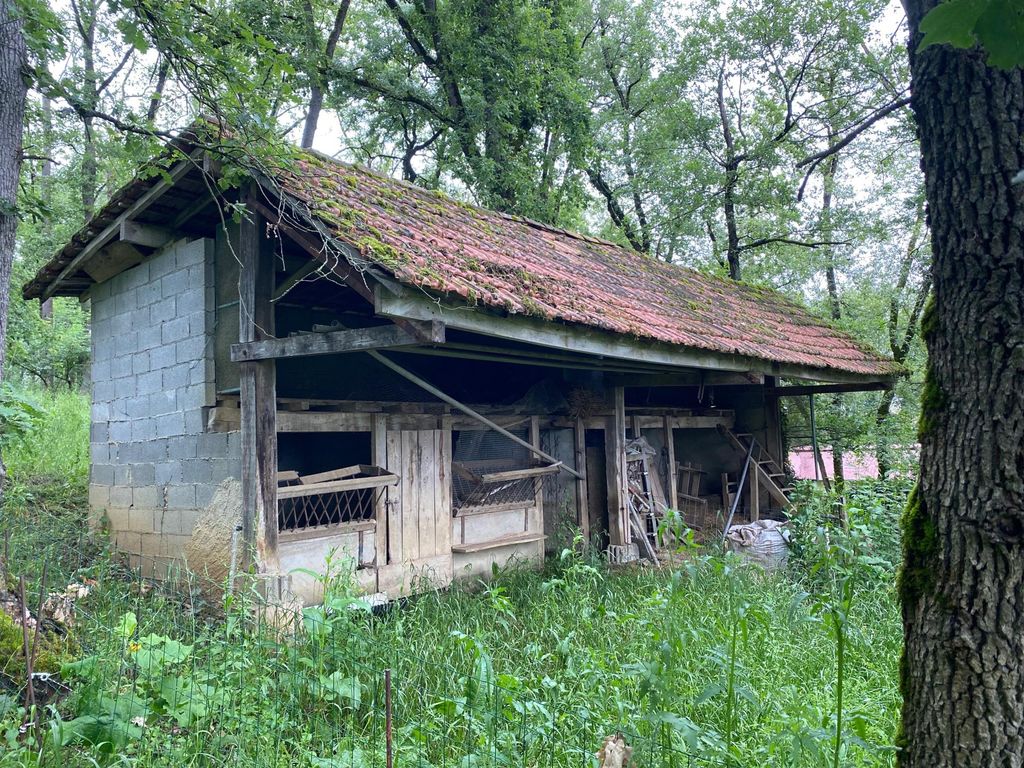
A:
898;1;1024;765
0;0;29;499
336;0;590;221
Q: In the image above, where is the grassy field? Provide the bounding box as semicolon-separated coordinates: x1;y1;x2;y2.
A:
0;389;906;767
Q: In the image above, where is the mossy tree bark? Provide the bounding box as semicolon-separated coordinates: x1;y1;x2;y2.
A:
0;0;28;504
899;2;1024;765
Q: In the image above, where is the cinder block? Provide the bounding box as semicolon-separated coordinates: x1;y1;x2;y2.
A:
182;459;213;484
109;486;133;508
166;484;197;509
160;533;188;558
183;311;207;338
90;281;112;302
123;260;150;287
105;507;130;532
137;279;162;307
154;460;181;483
113;464;132;485
194;484;217;509
114;287;138;315
93;336;114;363
168;436;197;460
169;508;201;535
114;377;137;400
176;240;205;268
161;365;188;390
90;422;109;443
130;508;157;534
109;421;132;443
161;316;189;345
110;312;132;337
175;336;206;365
131;417;157;443
91;359;111;383
160;269;189;298
88;484;110;509
90;442;109;463
156;412;185;439
183;409;205;435
110;355;133;380
150;296;177;325
139;532;162;557
149;343;177;371
131;354;150;376
148;250;176;279
125;395;150;419
197;431;229;457
176;290;205;317
135;464;158;485
137;324;162;351
149;389;177;416
115;531;142;555
132;483;160;508
211;456;242;480
92;380;115;403
137;370;163;395
187;363;210;387
129;307;150;330
141;439;170;463
91;464;115;486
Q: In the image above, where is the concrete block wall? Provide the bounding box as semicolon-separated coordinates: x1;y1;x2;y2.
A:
87;237;241;578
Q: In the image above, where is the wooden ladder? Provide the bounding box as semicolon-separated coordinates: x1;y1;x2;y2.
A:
718;426;794;510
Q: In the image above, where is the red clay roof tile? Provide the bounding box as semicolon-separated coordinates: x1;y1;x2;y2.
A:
277;151;896;378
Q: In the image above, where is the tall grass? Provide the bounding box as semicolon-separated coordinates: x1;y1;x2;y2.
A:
0;390;906;767
0;387;96;591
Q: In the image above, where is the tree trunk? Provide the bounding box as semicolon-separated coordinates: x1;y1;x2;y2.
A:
0;0;28;501
898;3;1024;766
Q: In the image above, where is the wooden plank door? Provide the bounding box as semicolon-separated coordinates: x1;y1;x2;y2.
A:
380;428;453;595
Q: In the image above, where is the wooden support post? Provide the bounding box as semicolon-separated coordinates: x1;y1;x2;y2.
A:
663;415;678;511
574;418;590;544
631;415;642;441
748;459;760;522
605;387;628;546
530;416;544;554
763;376;784;469
372;413;388;568
239;189;278;568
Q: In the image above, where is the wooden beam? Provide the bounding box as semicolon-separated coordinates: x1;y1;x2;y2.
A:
372;413;388;569
120;220;176;249
768;381;892;397
376;285;894;386
365;350;583;479
230;323;443;363
271;258;322;302
605;387;628;546
82;241;144;283
663;415;678;511
749;457;760;522
574;418;590;544
239;188;278;566
41;150;203;300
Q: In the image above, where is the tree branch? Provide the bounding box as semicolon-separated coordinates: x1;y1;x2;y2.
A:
796;96;911;168
737;236;849;253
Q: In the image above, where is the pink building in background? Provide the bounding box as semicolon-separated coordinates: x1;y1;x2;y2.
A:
788;447;880;480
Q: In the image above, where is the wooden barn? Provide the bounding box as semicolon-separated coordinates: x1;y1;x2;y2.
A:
23;133;897;604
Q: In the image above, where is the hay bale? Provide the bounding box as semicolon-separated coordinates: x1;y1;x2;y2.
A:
183;479;243;592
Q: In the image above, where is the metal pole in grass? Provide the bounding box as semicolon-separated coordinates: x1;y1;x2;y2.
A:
18;576;36;713
385;668;393;768
30;562;47;753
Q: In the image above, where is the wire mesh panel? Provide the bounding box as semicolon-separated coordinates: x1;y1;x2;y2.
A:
278;465;397;533
451;428;555;513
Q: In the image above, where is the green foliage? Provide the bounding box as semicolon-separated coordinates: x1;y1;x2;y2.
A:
918;0;1024;69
